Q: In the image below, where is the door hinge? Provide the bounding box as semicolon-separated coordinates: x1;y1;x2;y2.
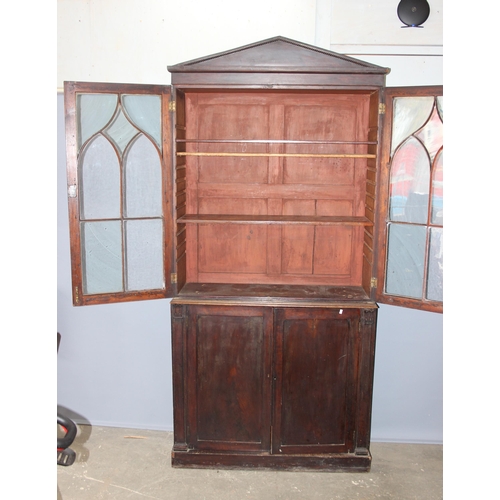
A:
171;273;177;283
379;103;386;115
74;286;80;304
370;277;377;288
169;100;176;112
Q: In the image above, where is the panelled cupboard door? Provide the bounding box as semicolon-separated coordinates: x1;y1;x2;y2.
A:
64;82;176;305
375;86;443;313
184;305;274;453
272;307;360;455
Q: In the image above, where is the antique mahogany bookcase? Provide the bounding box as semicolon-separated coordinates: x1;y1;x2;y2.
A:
64;37;443;472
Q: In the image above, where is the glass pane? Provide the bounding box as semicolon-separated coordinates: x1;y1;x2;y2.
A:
427;227;443;301
123;95;162;151
389;136;430;224
415;106;443;164
431;150;443;225
80;135;121;220
385;223;426;299
103;108;140;156
125;219;164;291
82;221;123;294
436;96;443;121
391;96;434;156
124;134;162;218
77;94;118;149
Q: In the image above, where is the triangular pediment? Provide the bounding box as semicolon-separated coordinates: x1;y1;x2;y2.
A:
168;36;389;75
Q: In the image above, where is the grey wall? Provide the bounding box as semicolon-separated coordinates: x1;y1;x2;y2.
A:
57;90;443;443
372;304;442;443
57;94;173;429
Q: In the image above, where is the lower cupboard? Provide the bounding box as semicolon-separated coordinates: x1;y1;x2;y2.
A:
170;287;378;471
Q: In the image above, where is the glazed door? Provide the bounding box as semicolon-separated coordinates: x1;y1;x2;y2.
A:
272;307;360;455
185;305;274;453
374;85;443;313
63;81;176;305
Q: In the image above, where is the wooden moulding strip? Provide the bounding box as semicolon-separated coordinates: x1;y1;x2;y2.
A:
176;139;378;145
177;152;376;159
169;297;377;309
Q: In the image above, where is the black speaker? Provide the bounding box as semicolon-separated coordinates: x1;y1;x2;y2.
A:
397;0;430;27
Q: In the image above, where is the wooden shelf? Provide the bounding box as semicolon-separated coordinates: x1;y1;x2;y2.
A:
177;152;376;159
177;214;373;225
174;282;376;308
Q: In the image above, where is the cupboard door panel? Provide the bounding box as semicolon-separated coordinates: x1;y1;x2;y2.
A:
273;308;359;454
186;305;273;452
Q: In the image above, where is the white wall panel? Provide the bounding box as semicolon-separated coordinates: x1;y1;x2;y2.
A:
57;0;317;88
330;0;442;49
358;54;443;86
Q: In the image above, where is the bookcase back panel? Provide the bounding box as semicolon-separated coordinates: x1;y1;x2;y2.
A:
186;224;363;285
282;156;359;186
183;91;370;287
198;224;269;274
199;197;268;215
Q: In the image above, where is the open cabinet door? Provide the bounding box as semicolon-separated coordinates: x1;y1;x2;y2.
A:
374;86;443;313
64;82;176;305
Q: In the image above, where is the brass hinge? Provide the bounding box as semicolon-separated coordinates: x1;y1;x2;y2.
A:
74;286;80;304
169;100;176;112
379;103;386;115
371;277;378;288
171;273;177;283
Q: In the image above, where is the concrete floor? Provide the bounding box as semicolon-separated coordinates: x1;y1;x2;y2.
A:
57;425;442;500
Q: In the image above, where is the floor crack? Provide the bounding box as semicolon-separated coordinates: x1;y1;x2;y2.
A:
83;475;163;499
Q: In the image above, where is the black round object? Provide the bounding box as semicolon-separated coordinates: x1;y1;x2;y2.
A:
397;0;430;27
